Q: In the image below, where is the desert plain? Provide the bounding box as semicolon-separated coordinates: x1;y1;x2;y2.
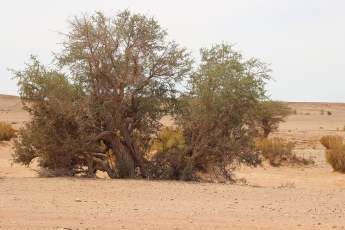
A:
1;94;345;230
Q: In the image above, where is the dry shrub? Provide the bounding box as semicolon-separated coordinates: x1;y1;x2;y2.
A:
146;126;187;180
257;137;314;166
36;168;82;178
320;135;343;149
153;126;185;153
320;135;345;172
0;122;16;141
278;182;295;189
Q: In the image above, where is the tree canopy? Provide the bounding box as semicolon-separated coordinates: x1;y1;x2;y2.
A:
11;10;281;181
255;101;294;138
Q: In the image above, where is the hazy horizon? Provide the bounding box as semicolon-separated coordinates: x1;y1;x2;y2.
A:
1;0;344;102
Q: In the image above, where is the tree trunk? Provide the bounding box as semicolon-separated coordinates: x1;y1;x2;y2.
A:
92;155;116;179
86;154;95;177
263;129;270;139
111;140;135;178
119;124;149;178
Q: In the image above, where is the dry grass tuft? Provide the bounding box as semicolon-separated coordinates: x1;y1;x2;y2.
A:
320;135;345;172
257;137;314;167
320;135;343;150
0;122;17;141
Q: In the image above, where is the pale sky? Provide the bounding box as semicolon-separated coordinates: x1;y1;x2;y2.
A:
1;0;344;102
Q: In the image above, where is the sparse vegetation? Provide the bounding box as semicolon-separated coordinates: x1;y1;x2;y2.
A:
0;122;16;141
320;109;324;115
327;111;332;115
10;10;283;181
309;138;318;149
320;135;345;172
257;137;314;166
320;135;343;150
255;101;294;138
278;182;296;189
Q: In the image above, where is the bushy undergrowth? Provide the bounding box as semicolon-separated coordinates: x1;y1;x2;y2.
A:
257;137;313;166
320;135;345;172
0;122;16;141
147;126;189;180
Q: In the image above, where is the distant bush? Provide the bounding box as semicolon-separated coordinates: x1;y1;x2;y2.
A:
320;135;345;172
0;122;16;141
257;137;313;166
343;125;345;131
327;111;332;115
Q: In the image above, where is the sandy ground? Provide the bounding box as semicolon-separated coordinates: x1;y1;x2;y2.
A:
1;94;345;230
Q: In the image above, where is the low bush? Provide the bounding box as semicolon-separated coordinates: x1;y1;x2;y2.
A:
320;135;345;172
320;135;343;149
0;122;16;141
257;137;295;166
147;126;188;180
257;137;313;166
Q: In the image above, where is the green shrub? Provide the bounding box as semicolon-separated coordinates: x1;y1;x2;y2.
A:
320;135;345;172
0;122;16;141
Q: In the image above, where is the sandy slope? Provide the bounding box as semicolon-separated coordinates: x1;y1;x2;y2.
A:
1;95;345;229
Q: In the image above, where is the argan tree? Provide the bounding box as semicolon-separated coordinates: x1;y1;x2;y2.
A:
255;100;294;138
12;10;274;181
151;43;272;181
12;10;192;178
11;57;96;176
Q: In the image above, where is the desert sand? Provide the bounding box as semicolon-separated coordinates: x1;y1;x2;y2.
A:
1;94;345;230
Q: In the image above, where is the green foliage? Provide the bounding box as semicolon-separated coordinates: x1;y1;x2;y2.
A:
255;101;294;138
0;122;16;141
172;43;268;181
11;11;274;181
11;10;192;178
11;58;91;175
320;135;345;172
